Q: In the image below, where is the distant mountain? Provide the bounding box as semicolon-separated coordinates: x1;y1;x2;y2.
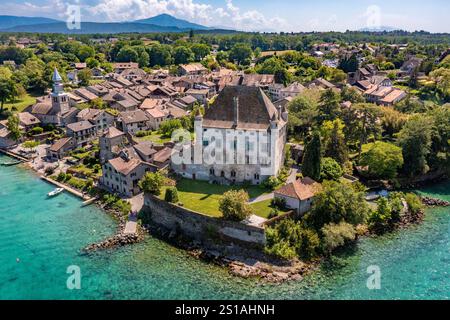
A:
0;15;60;29
1;22;188;34
134;14;210;30
358;26;399;32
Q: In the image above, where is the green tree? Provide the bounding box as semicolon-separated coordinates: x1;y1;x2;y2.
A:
77;68;92;86
338;54;358;73
360;141;404;179
190;43;210;61
173;46;194;65
368;197;392;232
286;95;318;137
321;222;356;254
0;78;16;112
324;120;348;166
6;114;22;141
317;89;341;122
307;180;370;231
164;187;179;203
398;115;433;175
320;157;343;181
229;43;253;66
219;190;252;221
302;131;322;181
158;119;183;137
139;172;165;196
265;219;320;260
116;46;138;62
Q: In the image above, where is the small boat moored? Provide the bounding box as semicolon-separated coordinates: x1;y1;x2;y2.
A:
47;188;64;197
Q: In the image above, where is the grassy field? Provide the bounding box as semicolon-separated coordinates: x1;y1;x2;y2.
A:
2;93;39;112
260;50;295;57
161;178;271;218
250;199;290;218
136;132;172;145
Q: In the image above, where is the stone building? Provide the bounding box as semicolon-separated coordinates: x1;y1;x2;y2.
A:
172;85;288;185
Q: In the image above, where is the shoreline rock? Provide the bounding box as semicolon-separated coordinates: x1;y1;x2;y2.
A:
421;196;450;207
144;223;316;284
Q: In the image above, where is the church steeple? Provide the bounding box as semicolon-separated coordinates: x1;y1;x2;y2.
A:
51;67;69;117
52;68;64;94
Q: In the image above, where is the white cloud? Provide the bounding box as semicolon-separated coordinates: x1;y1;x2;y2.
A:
1;0;287;31
83;0;287;31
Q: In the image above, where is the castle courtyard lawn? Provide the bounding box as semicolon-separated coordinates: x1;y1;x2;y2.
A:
161;178;271;218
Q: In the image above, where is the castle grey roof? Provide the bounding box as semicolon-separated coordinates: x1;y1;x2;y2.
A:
203;86;280;130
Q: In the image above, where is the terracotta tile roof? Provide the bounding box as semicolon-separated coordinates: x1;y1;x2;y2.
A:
180;63;207;73
77;108;102;121
274;177;321;201
67;120;95;132
146;108;166;119
153;147;172;163
18;112;40;126
119;110;149;124
108;157;141;175
133;141;157;157
104;127;124;138
49;137;72;152
379;88;406;104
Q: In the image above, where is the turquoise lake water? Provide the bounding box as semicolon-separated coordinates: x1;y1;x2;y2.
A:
0;153;449;300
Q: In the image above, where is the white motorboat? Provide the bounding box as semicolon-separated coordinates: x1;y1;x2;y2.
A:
47;188;64;197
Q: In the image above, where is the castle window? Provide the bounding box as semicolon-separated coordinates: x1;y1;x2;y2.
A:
209;168;215;175
231;171;236;178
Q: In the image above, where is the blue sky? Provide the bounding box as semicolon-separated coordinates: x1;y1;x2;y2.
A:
1;0;449;32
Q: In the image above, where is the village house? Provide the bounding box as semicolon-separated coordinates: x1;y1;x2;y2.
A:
100;151;157;197
66;120;97;148
185;88;210;105
76;108;116;134
172;85;288;185
178;63;208;77
46;137;76;161
99;127;130;164
274;177;322;215
133;141;157;162
113;62;139;74
0;120;17;149
18;112;41;132
400;57;423;76
364;86;406;105
118;110;150;135
268;82;305;101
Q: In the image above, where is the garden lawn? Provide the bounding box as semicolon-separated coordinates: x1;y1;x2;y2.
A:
2;93;39;112
250;199;290;219
161;178;270;218
136;132;171;145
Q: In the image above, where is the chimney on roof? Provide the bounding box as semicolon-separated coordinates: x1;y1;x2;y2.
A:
233;96;239;127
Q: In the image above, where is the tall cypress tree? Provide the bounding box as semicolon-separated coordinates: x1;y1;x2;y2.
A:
302;131;322;181
325;121;348;166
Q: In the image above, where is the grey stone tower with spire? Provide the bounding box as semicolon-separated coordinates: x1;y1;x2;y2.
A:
51;68;70;116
